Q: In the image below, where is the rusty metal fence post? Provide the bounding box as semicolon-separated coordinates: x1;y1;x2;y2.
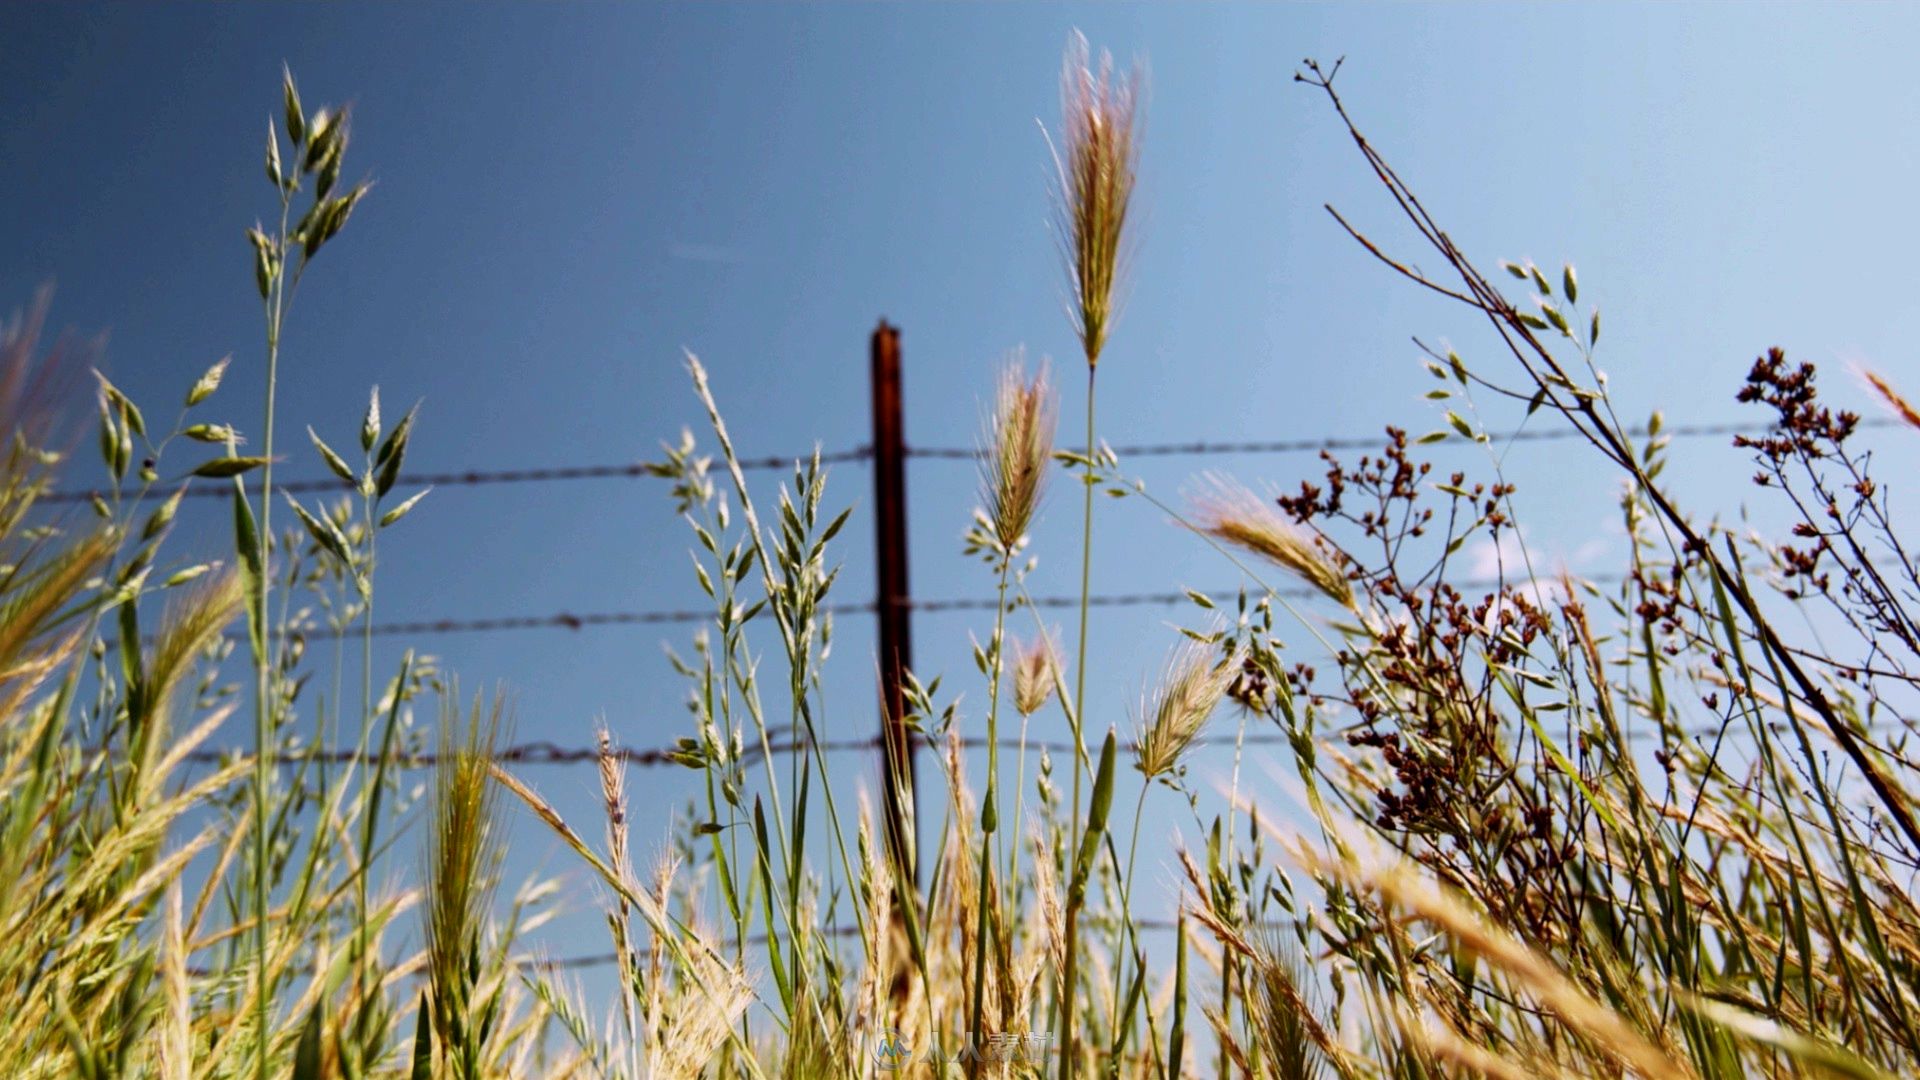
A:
869;320;917;884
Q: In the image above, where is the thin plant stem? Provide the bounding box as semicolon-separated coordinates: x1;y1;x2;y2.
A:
1111;780;1150;1036
353;473;376;1027
1007;709;1034;896
249;190;292;1080
1062;364;1096;1080
968;558;1012;1075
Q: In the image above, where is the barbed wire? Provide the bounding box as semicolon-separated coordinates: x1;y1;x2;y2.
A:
519;917;1201;972
909;416;1901;460
97;412;1920;977
198;570;1637;641
188;917;1203;976
185;711;1886;772
183;732;1266;769
37;448;876;505
47;416;1889;507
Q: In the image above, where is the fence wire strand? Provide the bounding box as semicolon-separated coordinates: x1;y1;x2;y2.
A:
46;416;1892;505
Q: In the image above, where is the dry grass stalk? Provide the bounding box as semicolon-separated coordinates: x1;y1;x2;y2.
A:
1296;838;1691;1080
595;725;638;1040
1134;635;1242;779
158;881;191;1080
1393;1003;1571;1080
425;690;510;1074
21;36;1920;1080
1861;368;1920;431
647;951;754;1080
1012;630;1060;717
981;351;1058;549
1187;472;1353;608
1050;30;1143;369
1030;830;1067;976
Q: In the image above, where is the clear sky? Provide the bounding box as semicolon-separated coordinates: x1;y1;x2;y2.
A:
6;0;1920;995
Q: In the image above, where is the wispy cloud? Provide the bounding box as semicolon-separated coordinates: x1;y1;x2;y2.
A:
1464;523;1613;581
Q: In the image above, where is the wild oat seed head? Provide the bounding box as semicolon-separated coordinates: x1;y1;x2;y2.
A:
1188;472;1353;609
1135;634;1242;779
1012;628;1062;716
1050;29;1142;369
981;352;1058;549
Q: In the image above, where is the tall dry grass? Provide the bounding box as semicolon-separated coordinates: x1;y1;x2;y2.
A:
4;35;1920;1080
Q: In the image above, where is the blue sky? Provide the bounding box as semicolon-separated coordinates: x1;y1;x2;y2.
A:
6;0;1920;993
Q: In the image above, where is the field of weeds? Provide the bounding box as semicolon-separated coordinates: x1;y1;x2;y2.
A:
6;31;1920;1080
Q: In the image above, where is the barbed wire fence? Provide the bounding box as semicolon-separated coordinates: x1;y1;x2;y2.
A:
43;417;1894;506
136;411;1899;774
106;407;1902;970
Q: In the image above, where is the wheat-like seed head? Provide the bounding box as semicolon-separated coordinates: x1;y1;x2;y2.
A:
0;527;116;678
1245;922;1338;1078
645;940;754;1080
1030;830;1066;975
1860;368;1920;431
1187;473;1353;609
595;725;638;1036
144;568;244;721
980;351;1058;549
1011;628;1061;717
158;881;190;1080
1050;30;1142;370
1134;634;1242;780
595;725;631;888
425;688;510;1052
851;793;898;1033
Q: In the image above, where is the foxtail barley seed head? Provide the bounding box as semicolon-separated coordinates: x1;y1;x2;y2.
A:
1188;473;1353;609
980;351;1058;549
1134;634;1243;779
1861;368;1920;431
1012;629;1061;716
1050;30;1142;369
144;568;245;719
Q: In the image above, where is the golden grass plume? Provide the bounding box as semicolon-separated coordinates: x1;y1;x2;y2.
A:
1134;633;1242;780
1049;30;1142;369
980;350;1057;549
1186;472;1353;609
